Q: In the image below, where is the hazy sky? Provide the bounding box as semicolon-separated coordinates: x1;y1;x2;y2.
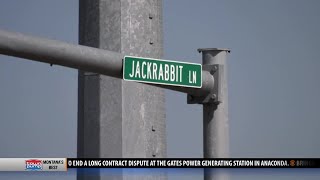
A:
0;0;320;180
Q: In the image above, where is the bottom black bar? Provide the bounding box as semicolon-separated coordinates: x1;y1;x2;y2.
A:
67;158;320;168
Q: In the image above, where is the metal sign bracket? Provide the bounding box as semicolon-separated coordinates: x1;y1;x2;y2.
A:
187;64;223;105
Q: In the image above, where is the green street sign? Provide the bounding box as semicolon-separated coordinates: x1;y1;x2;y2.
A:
123;56;202;88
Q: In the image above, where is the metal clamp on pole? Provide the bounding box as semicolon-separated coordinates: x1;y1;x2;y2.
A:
187;64;223;104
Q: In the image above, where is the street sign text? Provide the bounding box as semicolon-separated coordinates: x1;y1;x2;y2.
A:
123;56;202;88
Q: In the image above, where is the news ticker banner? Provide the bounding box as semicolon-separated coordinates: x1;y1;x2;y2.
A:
0;158;67;171
0;158;320;171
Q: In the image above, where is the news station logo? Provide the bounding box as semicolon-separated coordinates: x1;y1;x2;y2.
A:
25;159;43;171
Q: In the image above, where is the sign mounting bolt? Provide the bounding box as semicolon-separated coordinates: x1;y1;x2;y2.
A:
149;13;154;19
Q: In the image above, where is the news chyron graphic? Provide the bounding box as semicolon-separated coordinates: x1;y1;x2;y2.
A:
0;158;319;171
0;158;67;171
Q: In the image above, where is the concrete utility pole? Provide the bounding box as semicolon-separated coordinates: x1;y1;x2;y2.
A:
78;0;166;180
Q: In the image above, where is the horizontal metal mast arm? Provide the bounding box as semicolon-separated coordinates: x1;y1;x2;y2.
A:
0;29;213;96
0;29;123;78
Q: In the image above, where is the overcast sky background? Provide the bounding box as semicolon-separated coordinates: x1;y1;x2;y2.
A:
0;0;320;180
